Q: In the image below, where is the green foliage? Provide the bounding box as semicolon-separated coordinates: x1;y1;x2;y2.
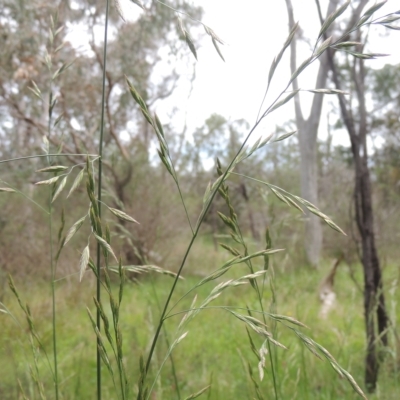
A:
2;259;400;399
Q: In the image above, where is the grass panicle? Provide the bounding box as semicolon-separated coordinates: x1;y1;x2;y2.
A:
3;1;400;399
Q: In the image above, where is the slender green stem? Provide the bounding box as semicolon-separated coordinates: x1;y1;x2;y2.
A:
0;154;98;164
49;189;59;400
142;117;264;391
156;0;204;26
149;277;181;399
165;306;294;321
144;233;196;376
173;174;193;235
96;1;110;399
0;180;50;214
236;228;278;399
142;24;325;395
46;41;59;397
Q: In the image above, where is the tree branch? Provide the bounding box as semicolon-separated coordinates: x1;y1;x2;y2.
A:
285;0;304;124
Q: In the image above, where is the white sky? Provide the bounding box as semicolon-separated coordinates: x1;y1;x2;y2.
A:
163;0;400;146
67;0;400;147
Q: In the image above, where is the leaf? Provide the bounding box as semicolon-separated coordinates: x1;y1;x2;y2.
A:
344;51;389;59
184;385;211;400
333;41;361;48
361;1;387;21
306;88;348;95
112;264;182;279
54;42;65;53
268;22;299;86
272;130;296;143
269;91;300;113
177;16;185;35
52;60;75;80
340;369;368;400
184;30;197;60
36;165;68;173
64;215;86;246
126;77;154;126
382;24;400;30
79;245;90;282
141;108;153;124
233;249;284;265
108;207;139;224
242;133;274;161
53;113;64;127
94;233;118;262
269;313;308;328
28;80;42;99
126;76;141;103
219;243;241;256
0;187;16;193
175;331;188;345
218;212;236;232
42;135;50;154
289;56;313;84
318;0;350;40
67;168;85;198
211;37;225;62
249;137;261;154
114;0;126;22
284;195;305;214
52;175;68;203
269;187;291;205
154;113;165;137
203;181;211;204
324;218;347;236
204;25;224;44
129;0;145;10
378;15;400;24
35;176;61;185
306;206;329;220
54;26;64;37
316;36;332;56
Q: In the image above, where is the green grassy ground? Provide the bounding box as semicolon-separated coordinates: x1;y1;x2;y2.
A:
1;243;399;399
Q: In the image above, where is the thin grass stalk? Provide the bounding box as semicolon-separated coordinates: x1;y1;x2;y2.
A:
0;154;98;165
149;277;181;400
232;220;279;398
0;180;49;214
266;298;278;398
47;93;59;400
216;173;278;397
222;185;279;399
104;267;127;400
143;122;270;398
142;79;293;389
44;24;60;396
8;276;56;389
172;170;193;235
96;1;110;398
140;10;368;395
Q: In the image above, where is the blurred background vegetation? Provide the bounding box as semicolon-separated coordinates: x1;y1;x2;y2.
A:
1;0;400;398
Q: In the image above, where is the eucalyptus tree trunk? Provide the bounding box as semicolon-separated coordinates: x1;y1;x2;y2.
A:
315;0;389;391
285;0;339;267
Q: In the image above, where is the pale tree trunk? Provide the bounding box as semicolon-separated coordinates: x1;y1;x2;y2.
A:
285;0;370;267
315;0;389;391
285;0;339;267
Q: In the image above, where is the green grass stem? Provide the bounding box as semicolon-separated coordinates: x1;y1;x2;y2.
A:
96;1;110;398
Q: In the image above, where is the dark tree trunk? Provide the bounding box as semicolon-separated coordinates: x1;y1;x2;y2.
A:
319;7;389;389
